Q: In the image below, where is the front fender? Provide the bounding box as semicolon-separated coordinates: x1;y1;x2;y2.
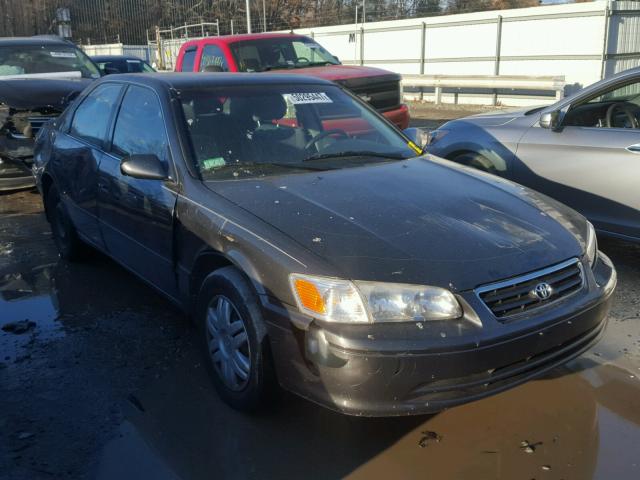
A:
427;121;518;176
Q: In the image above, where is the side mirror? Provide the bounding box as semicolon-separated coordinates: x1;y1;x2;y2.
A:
539;111;561;131
333;56;340;64
403;127;430;150
120;154;167;180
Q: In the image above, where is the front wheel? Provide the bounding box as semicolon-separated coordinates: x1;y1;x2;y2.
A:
196;266;277;412
453;152;499;175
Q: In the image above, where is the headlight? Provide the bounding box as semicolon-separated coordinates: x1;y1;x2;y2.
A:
289;274;462;323
585;221;598;268
426;129;449;146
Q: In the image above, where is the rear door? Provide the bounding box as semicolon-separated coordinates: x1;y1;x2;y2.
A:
516;79;640;240
51;83;123;249
97;84;179;298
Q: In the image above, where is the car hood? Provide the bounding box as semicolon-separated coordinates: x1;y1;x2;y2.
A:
0;78;91;109
457;107;535;128
271;64;399;82
206;157;585;291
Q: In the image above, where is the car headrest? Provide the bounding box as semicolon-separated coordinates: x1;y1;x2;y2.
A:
193;97;224;117
231;94;287;124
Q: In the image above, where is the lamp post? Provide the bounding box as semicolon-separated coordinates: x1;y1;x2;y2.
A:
245;0;251;34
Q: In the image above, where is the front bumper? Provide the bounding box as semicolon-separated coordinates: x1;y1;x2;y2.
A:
264;253;616;416
381;103;410;130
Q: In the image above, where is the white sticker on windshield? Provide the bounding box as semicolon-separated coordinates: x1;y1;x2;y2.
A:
50;51;76;58
284;92;333;104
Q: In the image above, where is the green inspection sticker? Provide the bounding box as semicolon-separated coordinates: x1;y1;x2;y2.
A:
202;157;226;170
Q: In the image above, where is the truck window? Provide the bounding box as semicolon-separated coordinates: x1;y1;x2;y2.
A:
229;37;339;72
181;48;197;72
200;45;228;72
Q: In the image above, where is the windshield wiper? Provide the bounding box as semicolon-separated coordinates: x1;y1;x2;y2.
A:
305;61;337;67
206;161;334;173
302;151;409;163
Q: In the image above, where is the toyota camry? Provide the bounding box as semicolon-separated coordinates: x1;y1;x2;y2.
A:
33;73;616;416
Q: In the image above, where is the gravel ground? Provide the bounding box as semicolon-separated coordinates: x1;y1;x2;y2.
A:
1;107;639;480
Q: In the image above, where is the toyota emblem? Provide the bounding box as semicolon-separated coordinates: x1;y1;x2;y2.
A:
532;282;553;300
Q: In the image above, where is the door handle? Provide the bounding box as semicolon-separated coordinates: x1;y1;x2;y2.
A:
626;144;640;154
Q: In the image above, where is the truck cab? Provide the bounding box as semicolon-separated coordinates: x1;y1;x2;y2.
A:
175;33;409;130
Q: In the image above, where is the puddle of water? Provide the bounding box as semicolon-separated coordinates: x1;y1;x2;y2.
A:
92;345;640;480
1;266;64;362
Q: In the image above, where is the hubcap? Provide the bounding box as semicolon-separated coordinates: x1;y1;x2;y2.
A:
206;295;251;391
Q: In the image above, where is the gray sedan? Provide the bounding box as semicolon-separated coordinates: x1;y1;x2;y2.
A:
426;67;640;243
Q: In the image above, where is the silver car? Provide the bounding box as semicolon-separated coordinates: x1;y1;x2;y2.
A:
427;67;640;243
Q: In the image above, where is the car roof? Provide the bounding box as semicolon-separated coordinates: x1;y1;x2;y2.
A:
0;35;75;47
97;72;333;89
183;32;307;47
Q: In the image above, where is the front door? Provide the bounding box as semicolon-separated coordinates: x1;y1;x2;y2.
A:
516;78;640;240
97;85;178;299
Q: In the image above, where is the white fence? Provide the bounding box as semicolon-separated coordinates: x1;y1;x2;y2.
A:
294;0;640;106
82;43;153;63
81;0;640;107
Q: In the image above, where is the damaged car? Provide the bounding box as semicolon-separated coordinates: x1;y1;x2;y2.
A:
34;74;616;416
0;36;101;192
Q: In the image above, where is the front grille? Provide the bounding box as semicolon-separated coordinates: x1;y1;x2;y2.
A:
7;116;57;139
348;80;401;111
477;258;584;318
28;116;56;137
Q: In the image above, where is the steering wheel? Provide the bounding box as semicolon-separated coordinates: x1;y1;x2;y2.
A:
605;102;639;128
296;57;310;64
304;129;349;151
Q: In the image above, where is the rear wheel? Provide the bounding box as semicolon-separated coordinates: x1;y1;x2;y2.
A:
46;186;83;261
196;266;276;412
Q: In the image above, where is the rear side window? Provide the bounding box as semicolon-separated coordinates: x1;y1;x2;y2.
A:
200;45;228;72
69;83;122;147
181;48;197;72
112;85;169;162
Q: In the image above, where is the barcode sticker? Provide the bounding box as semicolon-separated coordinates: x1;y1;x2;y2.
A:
50;51;76;58
284;92;333;104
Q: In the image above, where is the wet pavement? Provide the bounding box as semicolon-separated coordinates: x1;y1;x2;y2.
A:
1;185;640;479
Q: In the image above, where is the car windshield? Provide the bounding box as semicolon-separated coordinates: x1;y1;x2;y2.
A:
229;37;339;72
179;84;420;180
0;44;101;79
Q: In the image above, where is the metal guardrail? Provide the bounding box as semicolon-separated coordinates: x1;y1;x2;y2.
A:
401;74;566;105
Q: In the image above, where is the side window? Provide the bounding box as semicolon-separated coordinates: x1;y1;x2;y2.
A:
181;48;197;72
69;83;122;146
200;45;228;72
112;86;169;162
564;79;640;129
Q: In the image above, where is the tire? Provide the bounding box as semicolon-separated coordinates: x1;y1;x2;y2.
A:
454;152;498;175
46;186;84;261
196;266;277;412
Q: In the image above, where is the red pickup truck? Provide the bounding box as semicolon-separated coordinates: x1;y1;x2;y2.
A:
174;33;409;129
